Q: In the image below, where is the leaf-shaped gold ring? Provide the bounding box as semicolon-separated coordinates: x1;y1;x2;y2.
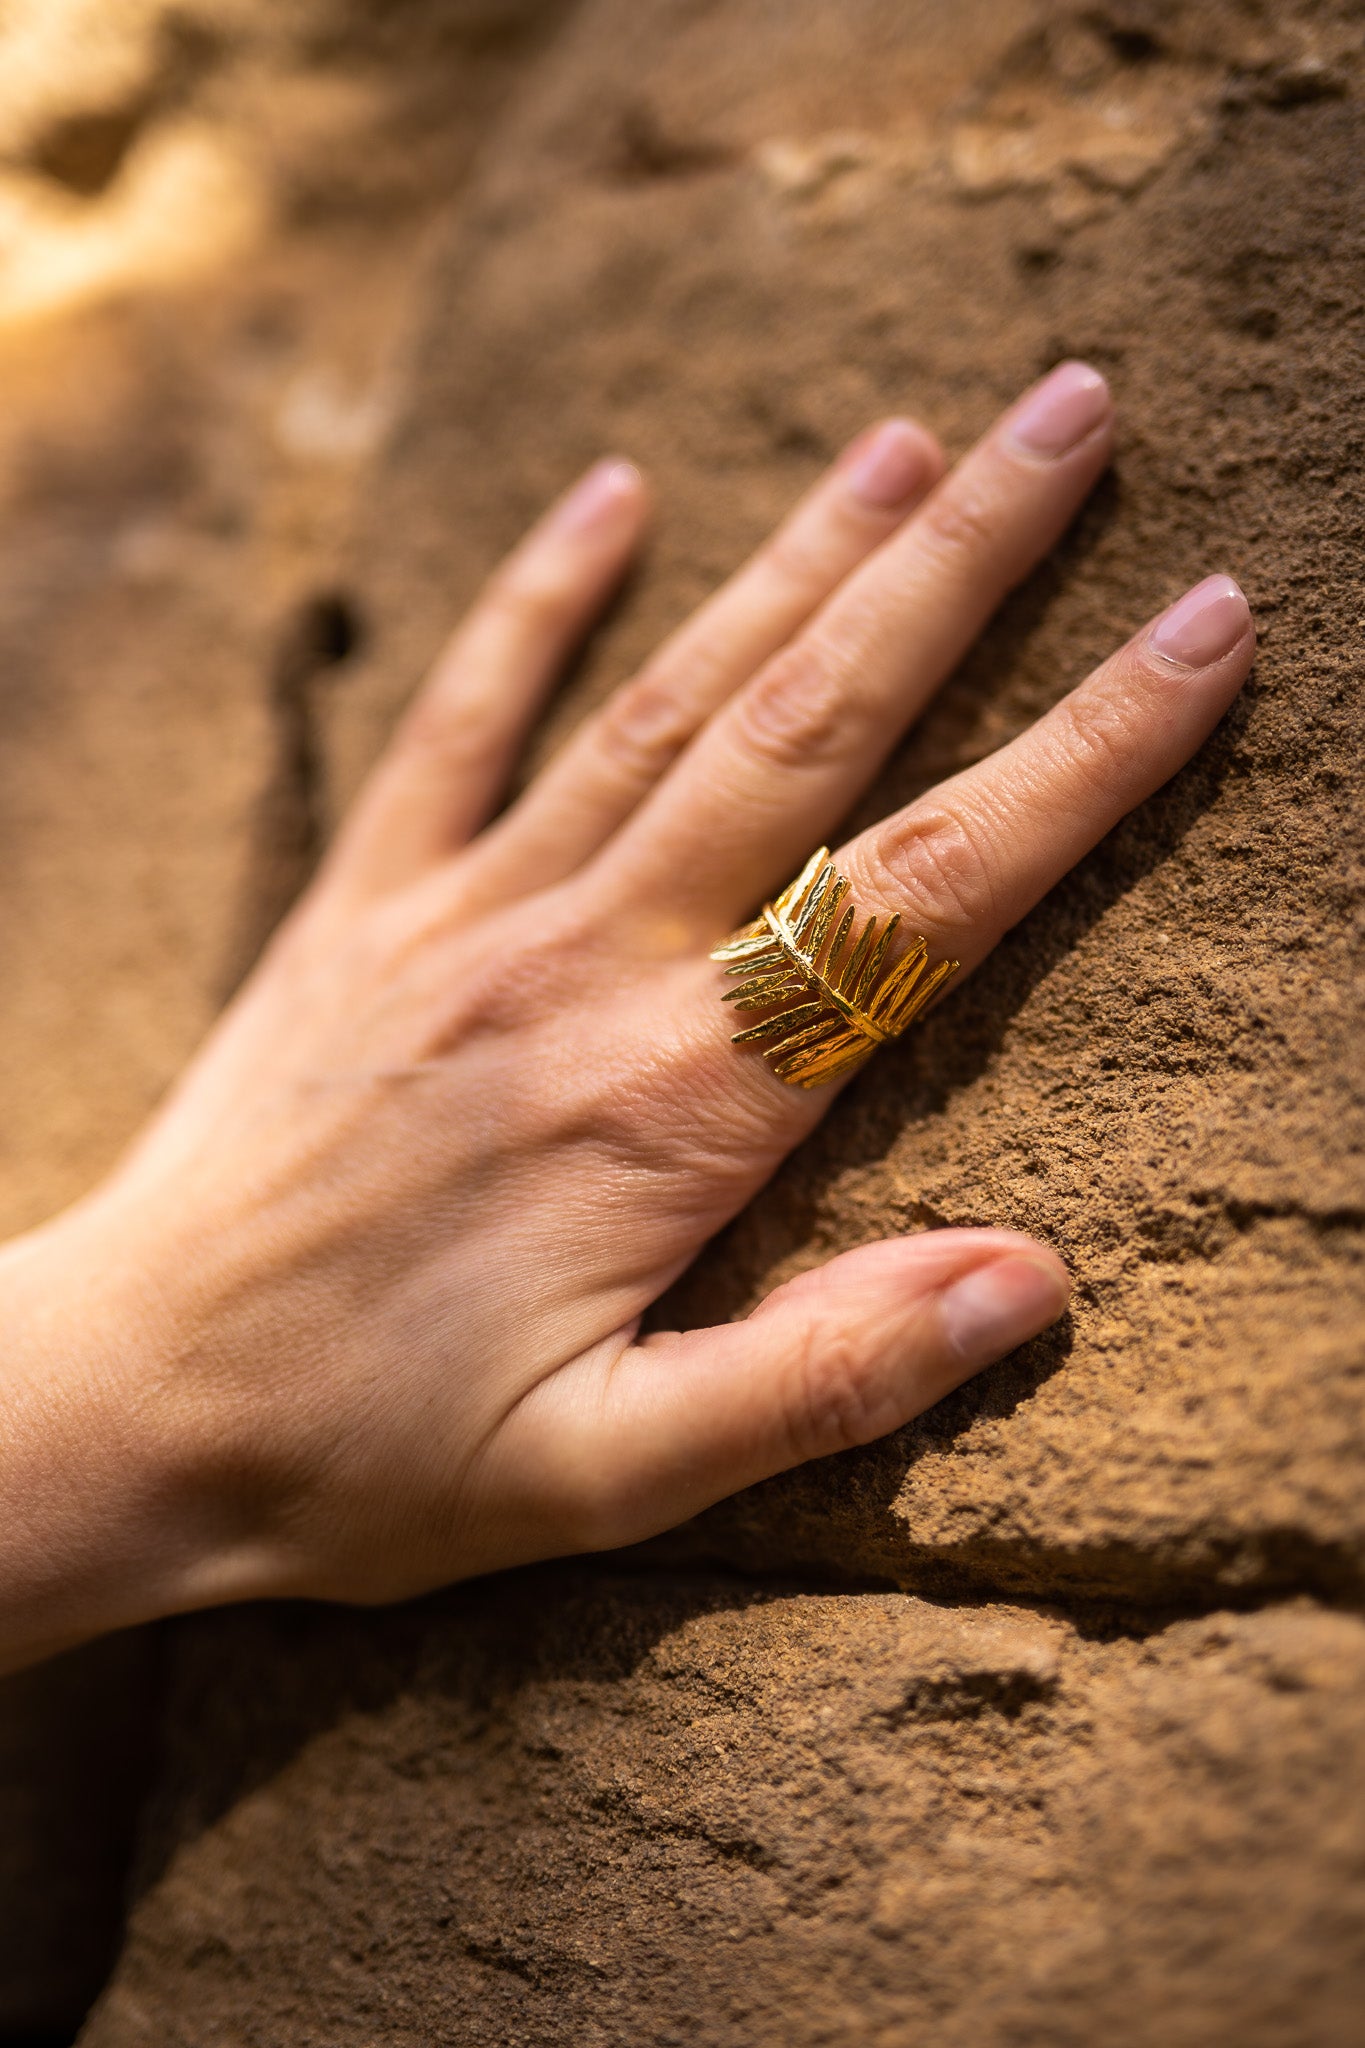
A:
709;847;960;1089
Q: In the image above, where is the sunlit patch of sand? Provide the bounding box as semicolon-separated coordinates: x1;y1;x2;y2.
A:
0;0;266;328
0;124;264;327
0;0;166;150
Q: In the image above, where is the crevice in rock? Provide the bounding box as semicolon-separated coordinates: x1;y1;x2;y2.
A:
220;590;364;997
1132;1191;1365;1262
17;18;221;198
590;1782;781;1871
602;102;737;183
876;1665;1060;1725
1224;1196;1365;1232
456;1930;539;1984
892;1527;1365;1618
638;1527;1365;1633
29;105;153;198
1095;20;1163;68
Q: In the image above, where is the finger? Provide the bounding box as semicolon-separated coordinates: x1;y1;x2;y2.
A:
325;459;649;898
835;574;1255;981
464;417;944;906
693;576;1253;1118
498;1231;1069;1553
597;361;1115;926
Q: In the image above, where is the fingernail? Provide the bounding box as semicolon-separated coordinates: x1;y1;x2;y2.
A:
1006;361;1111;459
841;419;930;509
1148;574;1251;669
938;1255;1070;1367
551;458;641;535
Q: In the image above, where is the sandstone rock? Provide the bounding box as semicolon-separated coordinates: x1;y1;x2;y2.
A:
81;1574;1365;2046
0;1632;157;2035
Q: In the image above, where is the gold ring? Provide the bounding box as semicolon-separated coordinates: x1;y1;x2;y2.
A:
710;847;960;1089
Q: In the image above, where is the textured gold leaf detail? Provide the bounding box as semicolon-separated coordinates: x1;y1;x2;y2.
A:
709;847;960;1088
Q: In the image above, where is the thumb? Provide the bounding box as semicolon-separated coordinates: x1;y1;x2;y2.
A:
520;1230;1071;1555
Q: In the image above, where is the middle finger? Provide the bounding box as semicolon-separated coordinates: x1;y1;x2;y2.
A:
596;361;1114;928
464;415;943;906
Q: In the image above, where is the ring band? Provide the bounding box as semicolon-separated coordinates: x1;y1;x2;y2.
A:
710;847;960;1089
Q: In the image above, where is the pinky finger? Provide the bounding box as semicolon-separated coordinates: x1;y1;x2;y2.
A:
326;459;649;900
495;1230;1070;1559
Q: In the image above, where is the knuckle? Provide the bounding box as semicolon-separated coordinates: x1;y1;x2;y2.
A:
484;563;581;635
732;642;862;772
875;804;1001;934
592;668;700;784
919;481;1003;564
784;1319;889;1461
762;521;833;595
400;687;492;775
1051;676;1144;778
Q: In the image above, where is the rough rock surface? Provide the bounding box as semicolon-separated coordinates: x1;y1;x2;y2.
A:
0;1632;158;2034
84;1576;1365;2046
0;0;1358;2040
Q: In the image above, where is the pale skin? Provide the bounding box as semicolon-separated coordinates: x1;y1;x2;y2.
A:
0;362;1255;1675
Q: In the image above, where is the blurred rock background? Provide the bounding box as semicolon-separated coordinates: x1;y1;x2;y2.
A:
0;1;1360;2041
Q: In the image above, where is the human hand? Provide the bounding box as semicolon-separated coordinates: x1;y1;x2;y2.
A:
0;362;1255;1663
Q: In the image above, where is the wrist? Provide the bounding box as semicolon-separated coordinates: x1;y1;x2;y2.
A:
0;1200;272;1672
